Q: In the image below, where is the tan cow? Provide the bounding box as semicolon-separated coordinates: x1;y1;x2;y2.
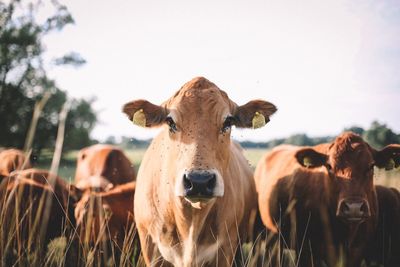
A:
74;144;135;190
255;132;400;266
123;76;277;266
0;149;31;179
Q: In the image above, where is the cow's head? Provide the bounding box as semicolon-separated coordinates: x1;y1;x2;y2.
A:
295;132;400;223
123;77;276;206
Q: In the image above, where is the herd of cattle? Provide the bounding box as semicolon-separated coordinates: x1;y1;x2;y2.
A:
0;77;399;267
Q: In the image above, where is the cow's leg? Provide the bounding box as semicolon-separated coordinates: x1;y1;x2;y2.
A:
137;224;169;267
209;244;235;267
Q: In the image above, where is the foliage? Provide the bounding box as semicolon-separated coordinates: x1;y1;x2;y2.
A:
362;121;400;149
0;0;96;155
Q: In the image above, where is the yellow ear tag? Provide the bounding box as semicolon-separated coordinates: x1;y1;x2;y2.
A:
385;158;395;171
132;109;146;127
303;156;313;168
252;112;266;129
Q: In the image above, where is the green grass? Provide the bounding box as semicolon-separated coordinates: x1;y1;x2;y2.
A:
243;148;269;168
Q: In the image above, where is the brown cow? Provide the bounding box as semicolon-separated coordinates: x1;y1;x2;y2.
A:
123;76;277;266
366;185;400;267
74;144;136;190
254;132;400;267
0;169;78;265
0;149;31;179
75;181;136;248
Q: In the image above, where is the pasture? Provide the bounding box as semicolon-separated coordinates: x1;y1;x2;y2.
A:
39;147;400;189
2;145;399;267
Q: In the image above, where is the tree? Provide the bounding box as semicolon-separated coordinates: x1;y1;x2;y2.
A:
363;121;400;149
344;126;365;136
0;0;96;155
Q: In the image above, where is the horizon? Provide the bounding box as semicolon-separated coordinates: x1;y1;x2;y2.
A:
38;0;399;142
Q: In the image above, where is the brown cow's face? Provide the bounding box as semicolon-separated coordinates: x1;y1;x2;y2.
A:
296;132;400;223
327;138;375;223
123;77;276;206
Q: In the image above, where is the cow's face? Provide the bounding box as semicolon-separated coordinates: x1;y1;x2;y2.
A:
123;77;276;206
296;132;400;223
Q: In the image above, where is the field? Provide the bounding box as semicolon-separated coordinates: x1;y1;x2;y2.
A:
41;147;400;189
2;146;399;266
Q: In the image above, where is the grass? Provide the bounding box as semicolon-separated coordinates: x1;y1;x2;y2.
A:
2;146;399;266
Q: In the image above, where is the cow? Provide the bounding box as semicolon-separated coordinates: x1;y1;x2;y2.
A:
0;169;79;265
0;148;31;180
254;132;400;267
122;76;277;266
366;185;400;267
74;181;137;249
74;144;136;190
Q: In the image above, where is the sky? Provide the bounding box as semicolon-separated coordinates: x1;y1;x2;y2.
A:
39;0;400;142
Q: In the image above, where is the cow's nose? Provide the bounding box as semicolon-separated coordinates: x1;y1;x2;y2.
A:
337;198;371;222
183;171;217;199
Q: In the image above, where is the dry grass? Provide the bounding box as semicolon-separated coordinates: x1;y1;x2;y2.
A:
2;146;399;267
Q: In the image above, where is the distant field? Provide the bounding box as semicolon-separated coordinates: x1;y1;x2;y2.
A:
39;147;400;189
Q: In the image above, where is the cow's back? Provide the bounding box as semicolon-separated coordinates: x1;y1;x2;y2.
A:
0;149;31;177
75;144;135;187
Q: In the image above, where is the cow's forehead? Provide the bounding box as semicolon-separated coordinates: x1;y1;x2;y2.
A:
329;133;373;168
163;77;235;115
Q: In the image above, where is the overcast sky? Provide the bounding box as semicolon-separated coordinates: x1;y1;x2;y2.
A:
41;0;400;142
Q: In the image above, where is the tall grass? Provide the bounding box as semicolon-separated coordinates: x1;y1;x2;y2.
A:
2;108;399;267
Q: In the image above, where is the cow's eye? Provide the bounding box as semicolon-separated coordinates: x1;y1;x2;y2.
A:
221;116;235;134
166;117;177;133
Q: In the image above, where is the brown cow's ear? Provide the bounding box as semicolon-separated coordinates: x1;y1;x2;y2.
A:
234;100;277;129
122;100;168;128
295;148;328;168
374;144;400;170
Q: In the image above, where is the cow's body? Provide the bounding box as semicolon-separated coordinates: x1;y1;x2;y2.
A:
123;77;276;266
255;133;400;267
75;181;136;247
0;149;31;179
0;169;77;265
366;185;400;267
74;144;135;190
136;134;255;266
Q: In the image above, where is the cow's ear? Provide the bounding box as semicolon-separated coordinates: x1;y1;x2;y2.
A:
374;144;400;170
234;100;277;129
122;100;168;128
295;148;328;168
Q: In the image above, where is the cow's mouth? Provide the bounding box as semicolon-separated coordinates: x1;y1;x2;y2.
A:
185;196;214;203
344;217;367;223
184;195;215;209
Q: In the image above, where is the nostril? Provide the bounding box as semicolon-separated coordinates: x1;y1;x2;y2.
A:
341;202;350;214
360;202;370;216
206;174;216;191
183;174;193;190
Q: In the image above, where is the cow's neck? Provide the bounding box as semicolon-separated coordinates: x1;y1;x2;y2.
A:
170;199;220;265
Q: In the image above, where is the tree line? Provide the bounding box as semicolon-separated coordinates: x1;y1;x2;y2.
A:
0;0;97;157
114;121;400;150
2;0;398;158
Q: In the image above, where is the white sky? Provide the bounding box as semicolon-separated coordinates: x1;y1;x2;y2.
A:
41;0;400;142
